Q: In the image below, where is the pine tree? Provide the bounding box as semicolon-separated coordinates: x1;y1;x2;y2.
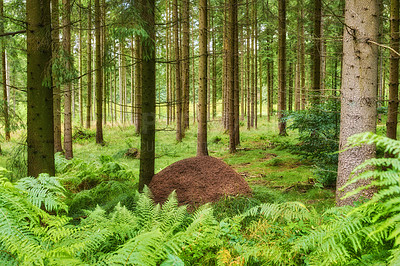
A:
27;0;55;176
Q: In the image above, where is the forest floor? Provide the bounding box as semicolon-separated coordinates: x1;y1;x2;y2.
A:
0;116;335;211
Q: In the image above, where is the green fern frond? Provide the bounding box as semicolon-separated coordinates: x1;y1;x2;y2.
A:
389;247;400;266
15;174;68;213
99;230;162;266
348;132;400;155
244;201;312;222
0;186;50;265
0;243;19;266
157;191;187;233
135;187;156;231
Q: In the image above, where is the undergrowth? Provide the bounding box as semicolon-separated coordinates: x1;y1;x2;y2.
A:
3;118;400;265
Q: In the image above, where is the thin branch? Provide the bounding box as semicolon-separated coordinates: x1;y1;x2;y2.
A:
368;40;400;57
0;30;25;38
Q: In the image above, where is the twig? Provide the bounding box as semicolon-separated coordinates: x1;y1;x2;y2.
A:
368;40;400;57
0;30;26;38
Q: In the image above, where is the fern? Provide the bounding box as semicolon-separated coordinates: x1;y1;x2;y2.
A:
15;174;68;213
48;187;219;265
0;184;54;265
295;132;400;265
99;230;162;265
243;201;313;222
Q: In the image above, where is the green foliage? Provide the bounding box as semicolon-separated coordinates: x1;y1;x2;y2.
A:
287;100;340;187
6;140;27;181
0;174;74;265
72;127;96;142
295;132;400;265
0;180;220;265
67;189;219;265
15;174;68;213
55;154;137;217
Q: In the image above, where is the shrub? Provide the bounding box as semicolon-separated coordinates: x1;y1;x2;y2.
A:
287;100;340;187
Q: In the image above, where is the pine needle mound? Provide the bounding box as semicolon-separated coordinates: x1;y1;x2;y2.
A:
149;156;252;206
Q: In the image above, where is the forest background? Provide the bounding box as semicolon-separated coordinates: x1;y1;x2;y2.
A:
1;0;400;265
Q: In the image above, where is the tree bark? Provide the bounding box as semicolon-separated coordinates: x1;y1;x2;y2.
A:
174;0;183;142
134;36;142;134
336;0;378;206
0;0;9;141
27;0;55;176
78;0;84;127
278;0;287;136
95;0;103;144
254;1;258;129
387;0;399;141
212;12;217;119
233;0;239;146
182;0;190;129
86;0;92;128
63;0;73;159
197;0;208;156
299;0;306;110
288;61;293;111
139;0;156;191
311;0;322;105
52;0;62;152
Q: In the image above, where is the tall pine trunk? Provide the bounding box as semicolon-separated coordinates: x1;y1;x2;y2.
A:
197;0;208;156
134;36;142;134
139;0;156;191
86;0;92;128
278;0;287;136
182;0;190;129
387;0;399;141
27;0;55;176
52;0;62;152
174;0;183;141
1;0;9;141
95;0;103;144
311;0;322;105
336;0;378;206
63;0;73;159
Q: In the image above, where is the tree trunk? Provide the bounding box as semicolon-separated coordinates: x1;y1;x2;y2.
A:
212;12;217;119
246;0;251;130
0;0;9;141
27;0;55;176
182;0;190;130
63;0;73;159
52;0;62;152
250;1;255;128
299;0;306;110
295;0;302;111
174;0;183;142
197;0;208;156
78;0;84;127
278;0;287;136
166;0;170;125
134;36;142;134
311;0;322;105
254;2;258;129
227;0;238;152
192;29;196;124
387;0;399;141
139;0;156;191
86;0;92;128
95;0;103;144
233;0;240;146
259;57;263;116
336;0;378;206
288;61;293;111
130;37;135;124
